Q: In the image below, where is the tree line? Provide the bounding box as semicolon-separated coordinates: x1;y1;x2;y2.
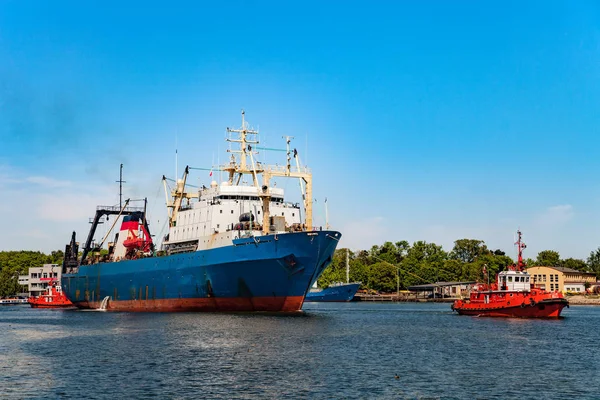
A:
317;239;600;293
1;239;600;297
0;250;64;297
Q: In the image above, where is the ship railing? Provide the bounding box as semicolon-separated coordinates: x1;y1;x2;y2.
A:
96;205;145;213
264;165;311;175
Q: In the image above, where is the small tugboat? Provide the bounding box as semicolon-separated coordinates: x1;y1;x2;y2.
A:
452;231;569;318
28;279;74;309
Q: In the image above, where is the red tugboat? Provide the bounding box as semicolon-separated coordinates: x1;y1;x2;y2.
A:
452;231;569;318
28;278;74;309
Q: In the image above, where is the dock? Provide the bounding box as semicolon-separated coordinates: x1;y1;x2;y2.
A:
354;294;456;303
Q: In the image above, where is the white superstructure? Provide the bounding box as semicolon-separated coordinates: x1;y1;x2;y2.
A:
161;111;313;254
497;270;531;292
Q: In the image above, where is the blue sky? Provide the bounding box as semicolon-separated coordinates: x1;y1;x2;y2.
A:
1;1;600;260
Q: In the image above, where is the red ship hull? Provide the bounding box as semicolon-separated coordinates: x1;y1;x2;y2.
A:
452;298;568;318
29;302;75;309
71;295;305;312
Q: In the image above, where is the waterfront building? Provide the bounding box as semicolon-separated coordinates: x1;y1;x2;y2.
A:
526;266;597;294
27;264;61;298
17;275;29;297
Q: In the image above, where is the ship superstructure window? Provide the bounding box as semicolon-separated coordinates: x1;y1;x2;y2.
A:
508;277;512;282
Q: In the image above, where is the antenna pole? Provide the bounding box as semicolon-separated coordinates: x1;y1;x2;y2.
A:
325;198;329;229
346;248;350;284
116;164;126;209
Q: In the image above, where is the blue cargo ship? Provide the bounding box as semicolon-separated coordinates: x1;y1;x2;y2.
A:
61;112;341;312
304;282;361;302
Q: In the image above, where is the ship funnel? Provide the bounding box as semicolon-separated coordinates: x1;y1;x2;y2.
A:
111;211;153;260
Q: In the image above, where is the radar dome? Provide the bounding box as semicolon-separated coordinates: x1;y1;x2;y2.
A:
210;180;218;188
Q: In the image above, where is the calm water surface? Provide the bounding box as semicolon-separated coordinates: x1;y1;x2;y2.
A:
1;302;598;399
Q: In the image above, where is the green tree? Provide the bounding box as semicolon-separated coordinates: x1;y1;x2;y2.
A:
368;262;397;292
560;258;589;272
587;248;600;279
376;242;399;264
450;239;489;263
524;258;536;267
400;241;447;288
349;259;369;287
536;250;560;267
317;248;349;288
0;269;21;297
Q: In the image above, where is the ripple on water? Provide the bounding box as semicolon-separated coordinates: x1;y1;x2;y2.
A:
1;304;599;399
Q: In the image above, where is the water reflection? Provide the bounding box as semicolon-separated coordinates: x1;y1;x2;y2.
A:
0;303;598;399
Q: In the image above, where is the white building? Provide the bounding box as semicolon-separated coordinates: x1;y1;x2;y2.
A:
27;264;61;297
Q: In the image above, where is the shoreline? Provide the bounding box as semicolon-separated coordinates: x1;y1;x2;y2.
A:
565;296;600;305
354;294;600;305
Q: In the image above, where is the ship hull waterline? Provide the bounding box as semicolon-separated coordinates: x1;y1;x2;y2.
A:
62;230;341;313
29;303;76;309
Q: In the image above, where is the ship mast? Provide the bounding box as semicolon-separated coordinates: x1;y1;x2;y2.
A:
221;110;313;234
346;248;350;284
515;230;527;271
162;166;199;228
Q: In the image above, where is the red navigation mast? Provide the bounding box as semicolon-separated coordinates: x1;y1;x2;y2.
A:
514;230;527;271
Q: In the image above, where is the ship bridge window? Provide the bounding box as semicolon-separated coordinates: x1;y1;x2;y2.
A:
508;277;512;282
